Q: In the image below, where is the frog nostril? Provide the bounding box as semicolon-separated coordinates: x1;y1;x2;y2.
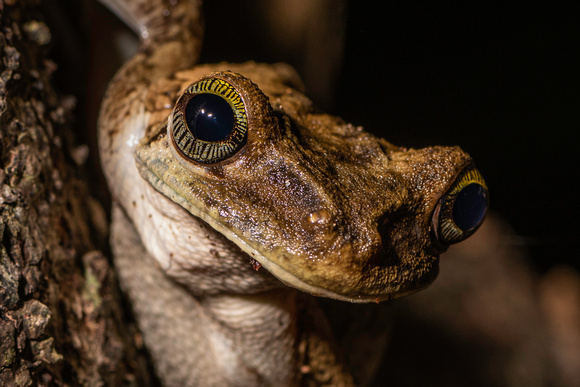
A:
432;166;488;245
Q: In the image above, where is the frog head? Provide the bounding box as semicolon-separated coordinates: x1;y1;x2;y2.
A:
136;63;488;303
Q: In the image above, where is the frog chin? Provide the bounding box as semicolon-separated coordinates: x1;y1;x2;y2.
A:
245;246;440;303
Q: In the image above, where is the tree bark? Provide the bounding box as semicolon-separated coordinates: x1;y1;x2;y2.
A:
0;1;153;385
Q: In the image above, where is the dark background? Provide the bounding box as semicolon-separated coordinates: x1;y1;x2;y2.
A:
200;1;578;272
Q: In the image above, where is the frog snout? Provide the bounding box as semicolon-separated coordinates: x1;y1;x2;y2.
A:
430;165;489;246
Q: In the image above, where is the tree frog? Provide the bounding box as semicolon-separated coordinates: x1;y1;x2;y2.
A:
98;0;488;385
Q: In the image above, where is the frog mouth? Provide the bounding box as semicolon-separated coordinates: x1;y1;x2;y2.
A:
247;250;437;304
137;151;438;303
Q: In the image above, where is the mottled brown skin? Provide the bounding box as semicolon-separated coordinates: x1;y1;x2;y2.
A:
137;64;472;302
98;0;478;385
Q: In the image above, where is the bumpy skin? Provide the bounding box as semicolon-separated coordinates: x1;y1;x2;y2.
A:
135;66;472;303
98;0;476;385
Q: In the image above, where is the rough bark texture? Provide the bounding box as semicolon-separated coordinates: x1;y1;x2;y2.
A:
0;1;153;385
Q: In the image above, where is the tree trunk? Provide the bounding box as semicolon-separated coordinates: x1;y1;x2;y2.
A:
0;1;153;385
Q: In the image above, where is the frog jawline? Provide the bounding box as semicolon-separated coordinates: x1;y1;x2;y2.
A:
137;160;417;303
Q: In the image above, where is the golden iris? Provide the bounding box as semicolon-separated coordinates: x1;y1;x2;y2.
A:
435;166;488;245
170;77;248;164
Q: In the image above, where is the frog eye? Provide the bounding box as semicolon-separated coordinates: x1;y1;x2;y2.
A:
170;77;248;164
432;166;489;245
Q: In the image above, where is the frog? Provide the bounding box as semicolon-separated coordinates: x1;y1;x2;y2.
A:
97;0;488;385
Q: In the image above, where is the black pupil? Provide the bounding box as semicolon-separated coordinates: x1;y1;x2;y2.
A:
452;183;488;231
185;94;234;142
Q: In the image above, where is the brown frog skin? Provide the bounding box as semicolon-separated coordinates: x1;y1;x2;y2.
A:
98;0;488;385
